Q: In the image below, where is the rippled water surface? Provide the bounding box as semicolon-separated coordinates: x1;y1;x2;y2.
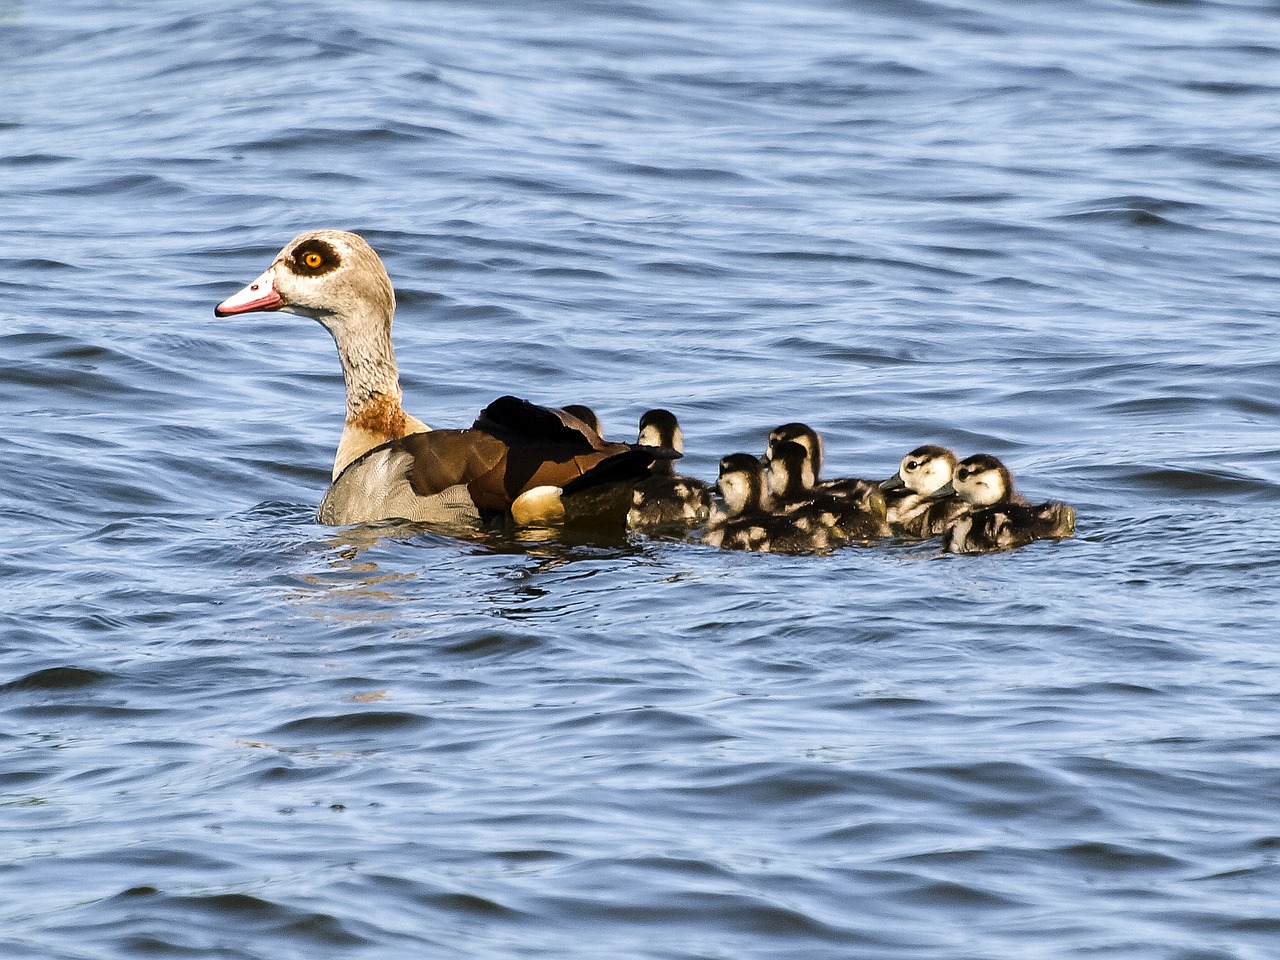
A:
4;1;1280;957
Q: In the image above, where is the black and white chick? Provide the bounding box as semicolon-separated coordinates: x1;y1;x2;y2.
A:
765;440;888;541
765;422;887;524
937;454;1075;553
879;444;961;538
703;453;844;554
626;409;712;532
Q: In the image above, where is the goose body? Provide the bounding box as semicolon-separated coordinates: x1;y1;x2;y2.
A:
215;230;670;528
627;410;712;531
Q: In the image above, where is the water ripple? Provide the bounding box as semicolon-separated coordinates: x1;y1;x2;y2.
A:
5;1;1280;958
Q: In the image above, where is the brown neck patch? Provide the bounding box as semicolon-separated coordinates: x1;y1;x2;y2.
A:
350;391;408;441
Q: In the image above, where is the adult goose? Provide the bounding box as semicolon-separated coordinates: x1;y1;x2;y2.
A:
215;229;671;528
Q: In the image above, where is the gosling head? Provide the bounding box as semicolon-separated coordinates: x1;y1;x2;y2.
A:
715;453;766;517
950;454;1015;506
766;422;823;478
882;445;958;495
563;404;602;437
637;409;684;454
765;440;816;503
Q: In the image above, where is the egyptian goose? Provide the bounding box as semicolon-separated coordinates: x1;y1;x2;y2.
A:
932;453;1029;511
215;229;670;527
763;423;887;530
764;440;888;541
560;404;601;437
943;500;1076;554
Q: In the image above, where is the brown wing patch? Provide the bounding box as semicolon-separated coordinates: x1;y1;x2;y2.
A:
497;442;639;502
396;430;506;498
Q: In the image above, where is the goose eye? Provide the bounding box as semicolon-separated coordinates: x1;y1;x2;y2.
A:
291;239;337;274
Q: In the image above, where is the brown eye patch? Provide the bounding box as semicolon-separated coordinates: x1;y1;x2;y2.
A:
289;238;340;276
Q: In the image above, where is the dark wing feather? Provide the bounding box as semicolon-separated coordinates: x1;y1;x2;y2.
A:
562;449;662;496
473;396;604;449
474;395;680;504
558;449;670;528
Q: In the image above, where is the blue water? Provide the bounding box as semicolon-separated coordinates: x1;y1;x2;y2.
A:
3;1;1280;957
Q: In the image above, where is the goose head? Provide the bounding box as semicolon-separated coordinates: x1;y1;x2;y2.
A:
215;230;395;340
215;230;428;480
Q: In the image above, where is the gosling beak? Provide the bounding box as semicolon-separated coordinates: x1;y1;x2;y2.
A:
214;268;285;316
879;475;905;491
926;482;956;500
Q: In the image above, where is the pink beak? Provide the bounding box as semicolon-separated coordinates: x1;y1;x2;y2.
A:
214;269;285;316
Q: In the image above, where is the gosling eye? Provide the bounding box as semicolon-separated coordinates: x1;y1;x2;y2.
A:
906;460;919;470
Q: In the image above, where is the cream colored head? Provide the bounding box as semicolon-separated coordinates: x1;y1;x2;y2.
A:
897;445;958;496
952;454;1014;506
215;229;396;338
716;453;765;517
767;423;823;478
766;440;815;502
637;409;684;454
